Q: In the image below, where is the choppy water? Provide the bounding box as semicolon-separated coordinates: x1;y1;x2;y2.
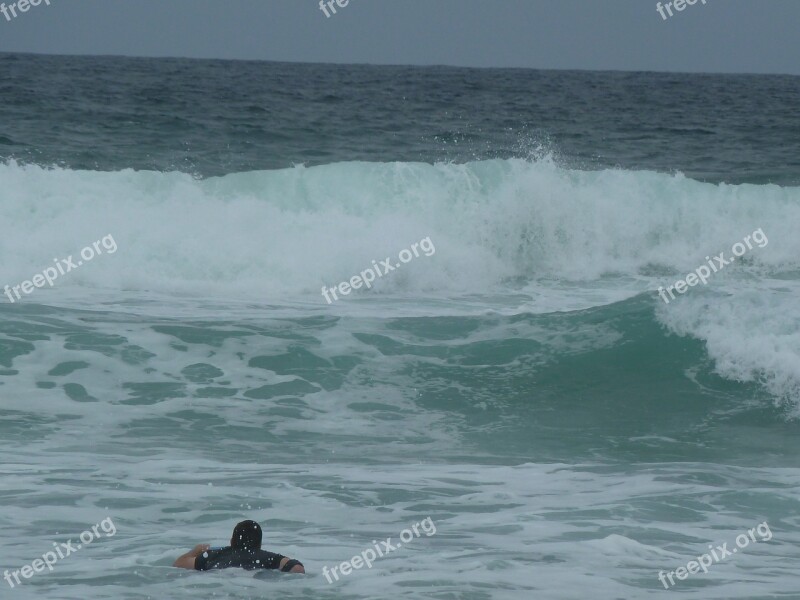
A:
1;53;800;599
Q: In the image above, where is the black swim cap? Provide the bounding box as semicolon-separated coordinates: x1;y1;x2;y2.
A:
232;520;262;550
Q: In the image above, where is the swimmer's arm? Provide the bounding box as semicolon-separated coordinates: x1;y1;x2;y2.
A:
279;557;306;573
173;544;211;569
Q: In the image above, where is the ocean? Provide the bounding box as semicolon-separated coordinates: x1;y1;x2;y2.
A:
1;53;799;599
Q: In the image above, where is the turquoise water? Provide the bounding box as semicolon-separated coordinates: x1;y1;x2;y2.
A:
1;54;800;599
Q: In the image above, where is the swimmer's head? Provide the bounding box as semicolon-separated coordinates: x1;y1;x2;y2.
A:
231;520;262;550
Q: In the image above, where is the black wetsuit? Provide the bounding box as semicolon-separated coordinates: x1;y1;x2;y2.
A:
195;547;288;571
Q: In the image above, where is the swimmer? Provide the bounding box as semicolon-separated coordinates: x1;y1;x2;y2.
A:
173;520;305;573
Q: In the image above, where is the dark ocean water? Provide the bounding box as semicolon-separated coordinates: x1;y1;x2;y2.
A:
2;53;800;182
1;53;799;599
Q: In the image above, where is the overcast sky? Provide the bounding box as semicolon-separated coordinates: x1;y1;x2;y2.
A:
0;0;797;74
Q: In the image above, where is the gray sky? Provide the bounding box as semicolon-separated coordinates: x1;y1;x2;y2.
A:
0;0;798;74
